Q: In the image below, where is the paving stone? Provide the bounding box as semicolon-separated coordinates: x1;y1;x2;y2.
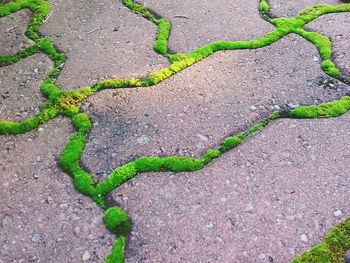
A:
40;0;169;90
0;9;33;55
138;0;275;52
269;0;339;17
110;113;350;262
81;34;350;179
1;0;350;262
0;118;115;263
307;13;350;79
0;53;51;122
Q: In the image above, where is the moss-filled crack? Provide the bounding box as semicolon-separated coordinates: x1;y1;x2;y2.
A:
1;0;350;262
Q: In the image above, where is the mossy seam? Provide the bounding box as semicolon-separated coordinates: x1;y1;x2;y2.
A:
2;0;350;262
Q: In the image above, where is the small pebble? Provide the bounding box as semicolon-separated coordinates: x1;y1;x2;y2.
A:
288;103;300;109
82;251;91;261
220;196;227;203
300;234;308;242
137;135;149;145
250;105;257;111
244;204;254;213
334;209;342;217
206;222;214;229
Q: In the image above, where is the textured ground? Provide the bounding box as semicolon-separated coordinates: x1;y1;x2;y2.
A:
40;0;169;90
1;0;350;262
82;34;349;179
137;0;274;52
0;119;115;263
115;113;350;262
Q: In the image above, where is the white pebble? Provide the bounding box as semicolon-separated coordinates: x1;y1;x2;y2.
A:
82;251;91;261
334;209;342;217
300;234;308;242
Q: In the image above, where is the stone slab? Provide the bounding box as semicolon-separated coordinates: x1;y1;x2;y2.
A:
81;34;350;179
111;113;350;262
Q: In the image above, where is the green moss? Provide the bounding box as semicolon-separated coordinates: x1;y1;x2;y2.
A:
72;170;95;196
40;78;62;99
122;0;154;21
136;156;204;173
95;162;138;196
122;0;172;57
293;217;350;262
289;96;350;118
3;0;350;261
321;60;341;78
0;43;40;67
293;244;333;263
259;0;269;14
0;0;50;40
202;149;221;165
297;3;350;24
103;236;126;263
59;127;96;197
72;113;92;133
219;136;242;153
295;29;332;60
90;78;142;92
271;111;280;120
0;106;59;135
154;18;171;55
103;207;131;236
240;119;270;140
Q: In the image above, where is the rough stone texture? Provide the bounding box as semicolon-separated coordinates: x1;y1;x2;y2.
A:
307;13;350;80
81;34;350;179
269;0;340;17
110;113;350;262
40;0;169;90
0;118;115;263
0;9;33;55
138;0;275;53
0;53;51;122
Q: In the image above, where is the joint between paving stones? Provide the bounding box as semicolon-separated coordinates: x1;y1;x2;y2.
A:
1;0;350;261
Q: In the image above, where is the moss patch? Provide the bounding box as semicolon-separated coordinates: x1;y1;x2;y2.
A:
104;236;126;263
289;96;350;118
293;217;350;262
2;0;350;262
103;207;131;236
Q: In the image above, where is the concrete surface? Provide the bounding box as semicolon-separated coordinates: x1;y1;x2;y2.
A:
0;54;51;122
81;34;349;179
1;0;350;262
40;0;169;90
0;118;115;263
112;113;350;262
0;9;33;55
308;13;350;79
269;0;339;17
138;0;274;53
